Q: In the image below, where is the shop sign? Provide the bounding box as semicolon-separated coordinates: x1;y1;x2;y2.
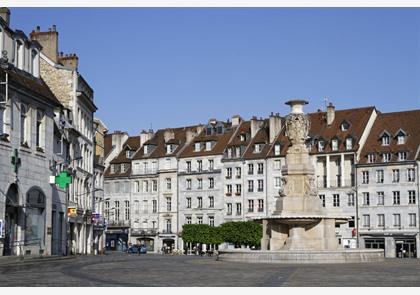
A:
67;207;77;218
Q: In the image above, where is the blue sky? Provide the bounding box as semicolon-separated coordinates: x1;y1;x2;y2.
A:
10;8;420;135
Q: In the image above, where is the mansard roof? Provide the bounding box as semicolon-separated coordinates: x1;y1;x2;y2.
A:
359;109;420;163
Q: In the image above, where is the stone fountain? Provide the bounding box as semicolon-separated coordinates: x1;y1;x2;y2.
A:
218;100;384;263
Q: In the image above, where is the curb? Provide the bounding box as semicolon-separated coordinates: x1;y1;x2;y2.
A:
0;255;77;266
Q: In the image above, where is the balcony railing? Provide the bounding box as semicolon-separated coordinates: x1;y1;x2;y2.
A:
161;230;173;234
317;177;355;188
107;220;130;227
131;228;158;236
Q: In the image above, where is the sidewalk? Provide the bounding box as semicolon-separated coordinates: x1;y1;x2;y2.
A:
0;255;76;266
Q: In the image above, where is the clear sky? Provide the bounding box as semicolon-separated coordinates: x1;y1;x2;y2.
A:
10;8;420;135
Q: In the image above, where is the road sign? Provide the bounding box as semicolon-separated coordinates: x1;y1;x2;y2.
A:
55;171;72;189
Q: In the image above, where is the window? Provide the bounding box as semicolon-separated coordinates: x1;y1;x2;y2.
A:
257;163;264;174
362;171;369;184
408;191;416;205
377;192;384;205
367;154;376;163
143;145;148;155
124;201;130;220
254;144;261;153
143;162;148;174
258;199;264;212
274;160;281;170
227;203;232;215
197;216;203;225
227;148;232;158
333;194;340;207
363;214;370;227
205;141;212;151
382;153;391;162
208;216;215;227
166;144;173;154
274;144;281;156
409;213;416;227
186;197;191;208
126;150;133;159
166;178;172;190
258;180;264;192
209;196;214;208
236;203;242;216
110;164;116;174
347;193;355;206
197;160;202;172
152;180;157;192
143;181;149;193
382;135;390;146
197;197;202;208
209;178;214;189
36;110;44;149
235;167;241;178
240;134;246;141
248;180;254;192
197;178;203;189
209;159;214;171
186;216;192;224
114;201;120;221
105;201;110;219
248;200;254;212
377;214;385;227
186;161;192;173
392;169;400;183
331;139;338;151
20;103;29;146
393;214;401;227
152;200;157;213
226;167;232;179
341;121;349;131
186;179;192;190
142;200;149;213
363;192;370;206
235;184;242;196
194;142;201;152
236;147;241;157
318;140;325;152
166;197;171;211
376;170;384;183
398;152;407;161
397;135;405;145
226;185;232;196
346;138;353;150
134;181;140;193
319;195;325;207
407;168;415;182
275;177;281;188
166;219;172;233
393;191;400;205
248;164;254;175
121;163;128;173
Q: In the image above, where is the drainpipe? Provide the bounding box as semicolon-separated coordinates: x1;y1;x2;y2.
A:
354;153;360;249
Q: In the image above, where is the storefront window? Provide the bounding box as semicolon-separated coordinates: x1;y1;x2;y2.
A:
25;188;46;244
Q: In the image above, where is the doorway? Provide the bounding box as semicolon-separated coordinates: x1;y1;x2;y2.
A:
3;184;20;256
396;239;417;258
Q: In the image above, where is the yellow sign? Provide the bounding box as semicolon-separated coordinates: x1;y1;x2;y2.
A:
67;207;77;218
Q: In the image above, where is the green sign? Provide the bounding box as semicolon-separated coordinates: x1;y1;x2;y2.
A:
11;149;21;174
55;171;72;189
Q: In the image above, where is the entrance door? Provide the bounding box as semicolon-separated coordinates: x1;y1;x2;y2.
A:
3;207;18;256
396;239;417;258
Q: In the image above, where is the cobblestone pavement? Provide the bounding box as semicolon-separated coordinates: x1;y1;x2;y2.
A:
0;253;419;287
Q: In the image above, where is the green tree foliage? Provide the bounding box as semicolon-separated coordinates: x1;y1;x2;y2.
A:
219;221;262;247
181;224;223;245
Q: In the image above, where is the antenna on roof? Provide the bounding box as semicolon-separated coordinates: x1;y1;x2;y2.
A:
323;97;329;111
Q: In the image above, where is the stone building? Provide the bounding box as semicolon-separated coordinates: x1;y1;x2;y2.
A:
30;25;98;255
0;8;65;256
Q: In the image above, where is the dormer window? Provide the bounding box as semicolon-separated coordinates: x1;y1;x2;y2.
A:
110;164;116;174
227;147;232;158
144;145;148;155
340;121;350;131
254;144;263;153
217;126;223;134
318;140;325;152
382;153;391;163
274;144;281;156
166;144;174;154
345;138;353;150
240;134;246;141
235;146;241;157
367;154;376;163
126;150;134;158
205;141;212;151
398;152;407;161
397;135;405;145
382;135;390;146
121;163;128;173
194;142;201;152
331;139;338;151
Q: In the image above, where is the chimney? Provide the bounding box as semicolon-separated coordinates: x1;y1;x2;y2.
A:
30;25;59;63
250;116;263;138
326;102;335;125
269;112;282;143
111;131;128;154
164;129;175;142
140;129;154;147
231;115;242;127
58;53;79;70
0;7;11;26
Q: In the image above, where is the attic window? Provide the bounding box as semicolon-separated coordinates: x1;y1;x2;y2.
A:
274;144;281;156
340;121;349;131
240;134;246;141
195;142;201;152
235;146;241;157
121;163;128;173
205;141;212;151
206;127;212;135
144;145;149;155
345;138;353;150
254;144;262;153
367;154;376;163
126;150;134;158
382;135;390;146
398;152;407;161
397;134;405;145
318;140;325;152
166;144;174;154
217;126;223;134
110;164;116;174
382;153;391;163
331;139;338;151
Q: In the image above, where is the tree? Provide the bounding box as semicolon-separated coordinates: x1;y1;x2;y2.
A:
219;221;262;247
181;224;223;245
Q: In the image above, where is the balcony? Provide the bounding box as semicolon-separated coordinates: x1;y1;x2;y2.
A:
257;170;264;175
225;175;232;179
160;230;173;234
107;220;130;228
235;192;241;196
131;228;157;236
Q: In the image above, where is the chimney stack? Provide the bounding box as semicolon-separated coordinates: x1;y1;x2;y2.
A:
250;116;264;138
326;102;335;126
30;25;59;63
164;129;175;142
269;112;282;143
111;131;128;155
140;129;154;147
58;53;79;70
231;115;242;127
0;7;10;27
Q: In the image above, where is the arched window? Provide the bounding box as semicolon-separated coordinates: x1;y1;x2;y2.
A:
36;109;44;149
25;188;46;244
20;103;29;146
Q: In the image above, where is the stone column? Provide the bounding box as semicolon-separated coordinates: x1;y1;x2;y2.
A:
326;155;331;188
261;219;269;250
385;237;396;258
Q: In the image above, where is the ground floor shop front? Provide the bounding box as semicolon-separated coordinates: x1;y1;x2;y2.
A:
360;233;419;258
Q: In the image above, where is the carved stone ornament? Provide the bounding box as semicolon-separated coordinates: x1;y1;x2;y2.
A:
285;113;310;147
